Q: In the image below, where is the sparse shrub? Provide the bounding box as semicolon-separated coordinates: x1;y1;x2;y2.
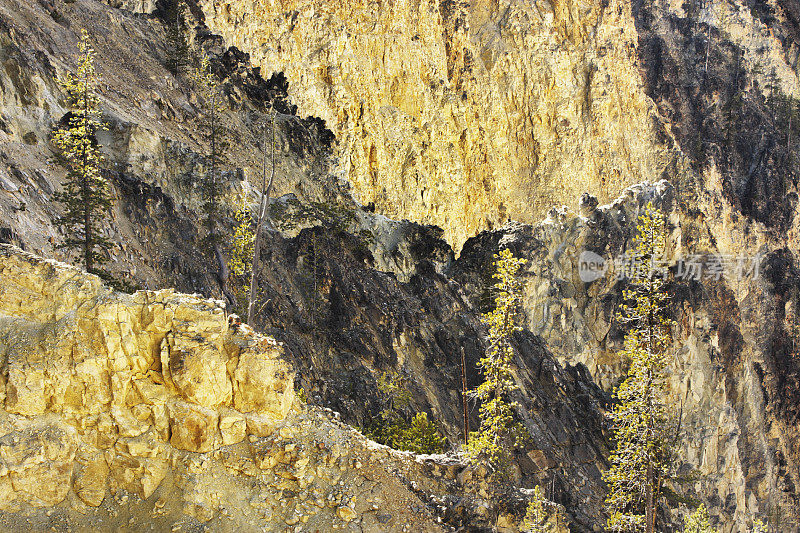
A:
684;505;716;533
361;372;447;455
296;387;308;404
521;485;564;532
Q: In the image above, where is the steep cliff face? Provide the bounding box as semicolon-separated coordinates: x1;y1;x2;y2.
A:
0;243;568;532
197;0;800;252
0;3;611;529
0;0;336;292
3;0;800;530
198;0;673;250
195;0;800;529
451;182;800;531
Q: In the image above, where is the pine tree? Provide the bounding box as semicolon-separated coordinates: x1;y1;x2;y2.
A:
192;53;228;242
228;195;255;314
684;505;716;533
164;0;190;75
193;53;234;303
521;486;551;533
603;201;676;533
361;372;446;454
53;29;113;273
466;248;528;474
765;67;780;123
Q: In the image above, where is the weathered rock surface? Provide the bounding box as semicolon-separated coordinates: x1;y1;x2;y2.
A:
0;4;611;527
199;0;672;250
2;0;800;531
0;244;555;532
0;0;336;294
451;182;800;531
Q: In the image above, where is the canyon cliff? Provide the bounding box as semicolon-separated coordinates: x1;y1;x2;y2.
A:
0;0;798;531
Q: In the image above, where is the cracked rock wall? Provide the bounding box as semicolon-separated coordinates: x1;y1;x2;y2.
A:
0;244;553;532
451;182;800;532
199;0;671;250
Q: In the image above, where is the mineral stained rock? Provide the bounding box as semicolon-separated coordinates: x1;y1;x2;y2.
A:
199;0;671;250
2;0;800;530
0;244;545;532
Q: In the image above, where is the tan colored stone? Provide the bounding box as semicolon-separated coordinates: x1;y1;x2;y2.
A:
117;430;164;458
73;451;109;507
133;378;168;405
67;358;112;415
183;502;216;523
5;366;47;416
219;409;247;446
139;457;169;499
233;348;295;417
168;400;219;453
0;475;17;512
199;0;670;251
0;245;510;529
336;505;357;522
161;332;232;408
112;404;150;439
108;453;168;500
2;422;77;506
93;413;119;449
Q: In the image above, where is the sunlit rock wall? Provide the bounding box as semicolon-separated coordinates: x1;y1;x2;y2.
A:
0;244;555;532
199;0;672;249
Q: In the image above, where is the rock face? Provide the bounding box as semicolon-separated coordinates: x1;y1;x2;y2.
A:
199;0;672;250
0;0;336;293
0;243;551;532
0;4;611;528
2;0;800;531
194;0;800;528
451;182;800;531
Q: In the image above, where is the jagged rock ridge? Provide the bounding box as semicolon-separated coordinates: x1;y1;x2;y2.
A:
0;243;558;532
0;0;799;531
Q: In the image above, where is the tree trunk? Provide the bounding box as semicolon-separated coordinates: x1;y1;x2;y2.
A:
460;346;469;445
247;111;276;324
646;463;655;533
82;88;92;273
214;243;236;306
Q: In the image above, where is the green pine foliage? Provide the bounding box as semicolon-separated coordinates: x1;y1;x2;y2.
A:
192;53;229;246
603;201;677;533
466;248;528;474
296;387;308;404
521;485;561;533
683;505;716;533
228;196;255;314
229;197;255;277
164;0;190;74
361;372;447;455
53;29;113;273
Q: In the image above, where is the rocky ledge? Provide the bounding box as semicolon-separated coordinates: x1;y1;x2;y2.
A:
0;244;546;532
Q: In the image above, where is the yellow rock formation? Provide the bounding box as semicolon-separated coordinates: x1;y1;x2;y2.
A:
200;0;673;249
0;245;516;531
0;244;294;508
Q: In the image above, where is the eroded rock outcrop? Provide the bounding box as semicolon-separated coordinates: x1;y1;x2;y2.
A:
451;182;800;531
199;0;671;250
3;0;800;530
0;244;553;532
